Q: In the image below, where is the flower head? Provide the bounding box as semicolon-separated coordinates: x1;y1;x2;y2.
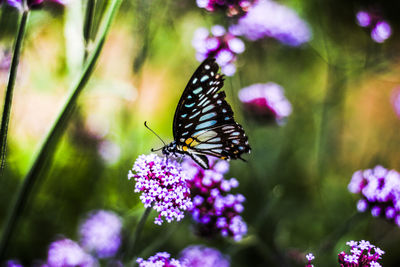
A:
356;11;371;27
238;82;292;124
196;0;255;17
348;165;400;226
338;240;384;266
230;0;311;46
47;239;96;267
183;157;247;241
305;253;314;267
371;21;391;43
192;25;245;76
137;252;182;267
128;154;192;225
179;245;230;267
79;210;122;258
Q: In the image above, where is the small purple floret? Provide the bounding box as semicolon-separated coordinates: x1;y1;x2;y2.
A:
371;21;392;43
128;154;192;225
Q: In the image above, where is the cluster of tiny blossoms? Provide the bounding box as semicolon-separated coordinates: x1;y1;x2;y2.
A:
348;165;400;226
338;240;384;266
192;25;245;76
305;253;315;267
128;154;193;225
229;0;311;46
238;82;292;124
137;252;182;267
196;0;255;17
47;239;97;267
182;157;247;241
356;10;391;43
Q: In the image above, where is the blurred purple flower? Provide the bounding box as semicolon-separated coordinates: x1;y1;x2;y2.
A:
305;253;314;267
47;239;97;267
348;165;400;226
6;260;23;267
238;82;292;124
179;245;230;267
182;157;247;241
196;0;255;17
192;25;245;76
355;10;392;43
137;252;182;267
230;0;311;46
128;154;193;225
79;210;122;258
338;240;384;266
0;49;11;72
371;21;392;43
392;87;400;118
356;11;371;27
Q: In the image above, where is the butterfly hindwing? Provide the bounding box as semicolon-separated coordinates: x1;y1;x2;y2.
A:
172;58;251;166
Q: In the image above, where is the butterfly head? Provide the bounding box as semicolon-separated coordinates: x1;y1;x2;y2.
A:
162;141;177;156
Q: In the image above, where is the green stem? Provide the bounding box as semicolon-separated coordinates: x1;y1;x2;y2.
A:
0;0;122;260
0;10;30;173
83;0;97;61
125;207;152;263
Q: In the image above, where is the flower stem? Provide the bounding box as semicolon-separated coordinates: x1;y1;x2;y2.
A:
0;0;122;260
83;0;97;61
125;207;152;263
0;10;30;173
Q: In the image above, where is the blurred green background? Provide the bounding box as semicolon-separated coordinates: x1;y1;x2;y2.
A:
1;0;400;266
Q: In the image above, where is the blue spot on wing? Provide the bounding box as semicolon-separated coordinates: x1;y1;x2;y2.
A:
193;87;202;94
195;120;217;130
185;102;195;108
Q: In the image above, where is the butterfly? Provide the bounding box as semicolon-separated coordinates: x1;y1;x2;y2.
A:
161;57;251;169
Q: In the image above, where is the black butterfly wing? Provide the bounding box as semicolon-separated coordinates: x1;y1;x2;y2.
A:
172;58;250;168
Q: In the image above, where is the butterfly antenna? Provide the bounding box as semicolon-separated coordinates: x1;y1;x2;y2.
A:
144;121;167;148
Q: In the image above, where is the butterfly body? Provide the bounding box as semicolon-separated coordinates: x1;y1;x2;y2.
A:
162;58;250;169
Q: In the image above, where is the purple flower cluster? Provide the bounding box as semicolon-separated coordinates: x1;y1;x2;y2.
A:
128;154;193;225
137;252;182;267
229;0;311;46
305;253;314;267
238;82;292;124
196;0;254;17
356;10;391;43
182;157;247;241
338;240;384;266
179;245;230;267
192;25;245;76
348;165;400;226
46;239;97;267
79;210;122;258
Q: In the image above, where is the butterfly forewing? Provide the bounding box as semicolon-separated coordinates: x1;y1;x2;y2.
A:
172;58;250;165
